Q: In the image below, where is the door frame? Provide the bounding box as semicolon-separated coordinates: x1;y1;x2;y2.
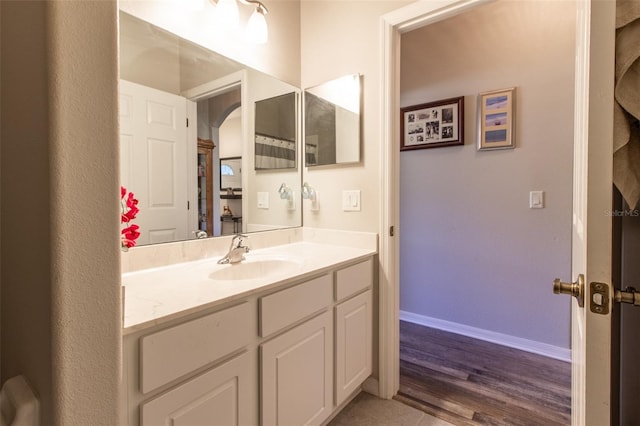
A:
377;0;497;399
182;70;247;236
377;0;614;407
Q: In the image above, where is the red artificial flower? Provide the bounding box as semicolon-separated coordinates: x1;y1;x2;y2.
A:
122;223;140;239
126;192;138;209
122;203;139;223
121;186;141;250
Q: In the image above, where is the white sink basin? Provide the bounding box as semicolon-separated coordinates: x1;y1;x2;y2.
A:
209;255;303;281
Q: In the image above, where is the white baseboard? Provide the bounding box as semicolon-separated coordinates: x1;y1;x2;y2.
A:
399;311;571;362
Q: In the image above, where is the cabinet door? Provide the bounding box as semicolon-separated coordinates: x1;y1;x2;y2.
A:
141;351;254;426
261;311;333;426
335;290;372;405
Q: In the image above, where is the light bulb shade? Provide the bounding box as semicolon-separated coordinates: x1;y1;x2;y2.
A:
246;9;268;44
215;0;239;29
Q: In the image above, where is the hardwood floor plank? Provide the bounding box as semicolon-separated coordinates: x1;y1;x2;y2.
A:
398;321;571;425
400;361;569;426
394;393;479;426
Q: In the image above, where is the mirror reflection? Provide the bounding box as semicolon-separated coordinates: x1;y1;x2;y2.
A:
118;11;302;245
255;92;298;170
304;74;361;166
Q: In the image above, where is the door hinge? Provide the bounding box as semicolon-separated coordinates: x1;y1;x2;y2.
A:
187;201;190;210
389;226;395;237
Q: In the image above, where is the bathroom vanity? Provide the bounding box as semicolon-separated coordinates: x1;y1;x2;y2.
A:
121;233;376;426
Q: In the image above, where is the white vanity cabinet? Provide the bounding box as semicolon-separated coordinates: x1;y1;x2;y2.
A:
335;259;373;406
261;311;333;426
141;351;252;425
122;255;374;426
259;274;334;426
122;301;259;426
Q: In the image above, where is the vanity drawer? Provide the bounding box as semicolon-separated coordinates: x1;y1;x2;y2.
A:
335;258;373;302
140;302;252;394
260;274;332;337
141;351;253;426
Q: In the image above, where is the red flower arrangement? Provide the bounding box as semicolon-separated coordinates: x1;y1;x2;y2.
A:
121;186;140;251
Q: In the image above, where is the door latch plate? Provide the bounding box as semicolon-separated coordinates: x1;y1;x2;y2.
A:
590;282;609;315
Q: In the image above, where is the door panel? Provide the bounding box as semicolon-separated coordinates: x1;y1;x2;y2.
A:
261;311;333;426
571;2;615;424
141;352;252;426
119;79;190;245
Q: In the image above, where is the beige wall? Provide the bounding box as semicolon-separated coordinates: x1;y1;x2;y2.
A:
1;1;53;420
1;1;121;424
300;0;411;232
399;0;575;349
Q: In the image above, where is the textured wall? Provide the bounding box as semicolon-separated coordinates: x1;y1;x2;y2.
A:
1;1;53;420
399;0;575;349
1;0;121;424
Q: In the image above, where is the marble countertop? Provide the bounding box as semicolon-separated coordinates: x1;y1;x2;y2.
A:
122;241;376;334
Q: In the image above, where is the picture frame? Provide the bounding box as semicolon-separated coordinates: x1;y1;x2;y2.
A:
477;87;516;151
400;96;464;151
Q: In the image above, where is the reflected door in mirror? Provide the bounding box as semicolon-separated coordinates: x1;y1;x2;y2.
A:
119;79;194;245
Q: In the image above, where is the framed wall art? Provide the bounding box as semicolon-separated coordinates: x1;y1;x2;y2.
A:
400;96;464;151
477;87;516;151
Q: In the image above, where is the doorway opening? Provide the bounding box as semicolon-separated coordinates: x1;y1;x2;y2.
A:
393;1;573;423
195;87;243;238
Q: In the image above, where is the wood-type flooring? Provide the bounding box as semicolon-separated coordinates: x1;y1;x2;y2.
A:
395;321;571;426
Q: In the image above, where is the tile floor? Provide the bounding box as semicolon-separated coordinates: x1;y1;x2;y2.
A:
328;392;455;426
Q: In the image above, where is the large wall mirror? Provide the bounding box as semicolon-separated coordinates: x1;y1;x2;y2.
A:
304;74;361;166
119;11;302;246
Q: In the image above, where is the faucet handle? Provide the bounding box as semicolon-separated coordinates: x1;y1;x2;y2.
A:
239;235;251;251
231;233;249;249
232;233;248;243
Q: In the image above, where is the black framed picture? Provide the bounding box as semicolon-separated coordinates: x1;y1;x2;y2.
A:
400;96;464;151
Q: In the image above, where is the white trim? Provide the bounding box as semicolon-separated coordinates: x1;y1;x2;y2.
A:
180;70;245;101
187;100;198;236
378;0;495;400
400;311;571;363
178;69;248;235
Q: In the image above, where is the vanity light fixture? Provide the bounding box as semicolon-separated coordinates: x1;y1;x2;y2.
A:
209;0;269;44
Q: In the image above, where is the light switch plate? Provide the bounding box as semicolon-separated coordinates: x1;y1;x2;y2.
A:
257;192;269;209
342;190;361;212
530;191;544;209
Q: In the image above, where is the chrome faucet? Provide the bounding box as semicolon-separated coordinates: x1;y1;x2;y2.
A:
217;234;250;264
193;230;208;239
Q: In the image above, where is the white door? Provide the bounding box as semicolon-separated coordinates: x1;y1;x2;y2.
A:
566;2;615;425
119;79;191;245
